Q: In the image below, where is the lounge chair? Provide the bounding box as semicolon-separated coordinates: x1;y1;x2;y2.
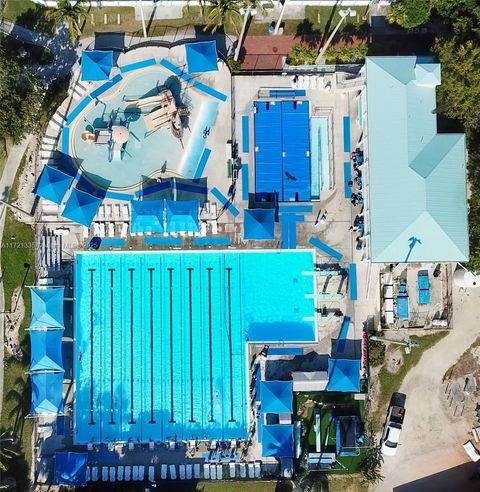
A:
99;223;106;238
203;463;210;480
210;463;216;480
117;465;124;481
109;467;115;481
179;464;186;480
161;464;167;479
138;466;145;480
254;461;261;478
123;203;130;220
248;462;255;478
216;464;222;480
124;465;131;481
132;465;139;481
148;466;155;482
114;204;121;220
193;463;201;479
86;466;91;482
108;222;115;237
239;462;246;478
186;464;193;479
229;462;236;478
87;442;93;451
102;466;108;481
91;466;99;481
169;464;177;480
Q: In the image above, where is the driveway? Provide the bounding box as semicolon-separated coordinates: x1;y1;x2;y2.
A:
375;284;480;492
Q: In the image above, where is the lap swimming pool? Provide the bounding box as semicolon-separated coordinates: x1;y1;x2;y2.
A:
74;250;316;444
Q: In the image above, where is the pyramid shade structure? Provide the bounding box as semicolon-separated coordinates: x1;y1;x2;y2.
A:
165;199;199;232
30;287;65;330
81;50;113;81
30;371;64;415
33;165;73;205
29;329;64;373
244;208;275;240
62;187;102;227
185;41;218;73
262;424;294;457
131;200;165;233
260;380;293;414
327;358;361;392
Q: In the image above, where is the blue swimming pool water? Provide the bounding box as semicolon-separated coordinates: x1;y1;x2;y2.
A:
70;67;217;190
310;117;330;197
74;250;315;444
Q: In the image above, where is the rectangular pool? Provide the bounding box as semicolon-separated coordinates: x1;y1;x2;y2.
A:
74;250;316;444
310;117;330;197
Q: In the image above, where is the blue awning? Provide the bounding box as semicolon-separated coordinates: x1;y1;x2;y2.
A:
260;381;293;413
130;200;165;233
29;329;64;373
30;287;65;330
33;166;73;205
165;199;199;232
244;208;275;240
55;452;88;486
31;372;64;415
81;50;113;81
262;424;294;457
185;41;218;73
62;188;102;227
327;359;361;392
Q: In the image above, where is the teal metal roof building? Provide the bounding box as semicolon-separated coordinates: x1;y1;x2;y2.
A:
365;57;468;263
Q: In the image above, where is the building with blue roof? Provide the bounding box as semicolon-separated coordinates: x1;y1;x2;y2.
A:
362;56;468;263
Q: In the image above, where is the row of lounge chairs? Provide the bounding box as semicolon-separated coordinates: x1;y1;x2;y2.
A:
86;461;262;482
88;221;129;238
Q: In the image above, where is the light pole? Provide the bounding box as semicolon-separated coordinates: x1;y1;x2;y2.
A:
315;8;356;64
273;0;288;35
137;0;148;39
234;7;257;62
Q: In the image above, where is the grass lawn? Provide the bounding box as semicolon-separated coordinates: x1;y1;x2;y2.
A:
369;331;449;433
295;393;366;474
3;0;55;35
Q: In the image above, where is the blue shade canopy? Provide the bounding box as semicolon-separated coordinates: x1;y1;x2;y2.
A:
185;41;218;73
262;424;294;457
244;208;275;240
62;188;102;227
260;381;293;413
29;329;64;373
81;50;113;81
31;372;64;414
165;199;199;232
55;452;88;486
30;287;65;330
33;166;73;205
131;200;165;233
327;359;361;392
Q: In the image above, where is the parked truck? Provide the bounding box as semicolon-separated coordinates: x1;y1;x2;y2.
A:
381;392;406;456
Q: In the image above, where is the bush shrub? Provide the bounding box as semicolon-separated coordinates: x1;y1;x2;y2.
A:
368;338;386;367
324;43;368;64
387;0;431;29
286;44;317;65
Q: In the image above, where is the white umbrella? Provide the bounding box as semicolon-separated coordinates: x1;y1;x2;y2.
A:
111;125;129;144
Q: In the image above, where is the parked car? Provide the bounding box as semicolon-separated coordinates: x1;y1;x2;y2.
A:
381;392;406;456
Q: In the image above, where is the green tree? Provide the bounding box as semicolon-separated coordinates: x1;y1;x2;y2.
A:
387;0;431;28
286;44;317;65
46;0;86;39
324;43;368;64
360;433;384;485
0;429;19;473
0;41;43;145
200;0;242;34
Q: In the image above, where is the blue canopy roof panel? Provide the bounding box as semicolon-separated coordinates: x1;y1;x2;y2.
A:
30;287;65;330
31;372;64;415
260;381;293;414
165;199;199;232
30;329;64;373
131;200;165;233
81;50;113;81
262;424;294;457
185;41;218;73
55;452;88;486
327;359;361;392
244;208;275;240
33;166;73;205
254;100;311;202
62;188;102;227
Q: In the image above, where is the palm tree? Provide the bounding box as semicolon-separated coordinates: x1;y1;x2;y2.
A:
0;429;19;473
200;0;242;34
234;0;272;61
46;0;86;39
